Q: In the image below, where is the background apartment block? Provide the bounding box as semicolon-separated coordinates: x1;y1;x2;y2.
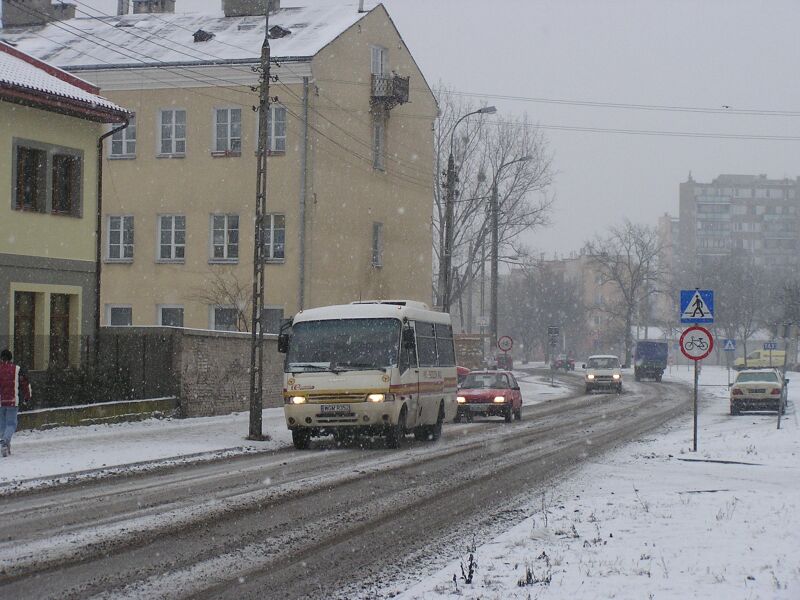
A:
678;173;800;273
3;0;438;331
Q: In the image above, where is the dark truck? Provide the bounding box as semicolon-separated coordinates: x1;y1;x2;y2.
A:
633;340;668;382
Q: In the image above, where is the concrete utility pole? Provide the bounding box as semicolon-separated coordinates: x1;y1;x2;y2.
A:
490;155;530;346
440;105;496;313
248;2;272;441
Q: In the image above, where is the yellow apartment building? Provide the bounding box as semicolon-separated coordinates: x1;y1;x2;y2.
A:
4;0;438;332
0;40;128;371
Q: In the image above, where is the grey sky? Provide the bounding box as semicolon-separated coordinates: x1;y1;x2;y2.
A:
80;0;800;256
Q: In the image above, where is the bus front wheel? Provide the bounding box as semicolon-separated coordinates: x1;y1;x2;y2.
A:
292;429;311;450
386;407;407;449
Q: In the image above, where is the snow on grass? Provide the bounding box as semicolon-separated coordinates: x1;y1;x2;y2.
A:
515;370;574;406
398;366;800;599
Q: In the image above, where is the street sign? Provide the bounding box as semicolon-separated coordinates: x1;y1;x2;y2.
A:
763;341;778;351
680;289;714;324
679;325;714;361
497;336;513;352
547;326;560;336
476;315;489;328
722;338;736;352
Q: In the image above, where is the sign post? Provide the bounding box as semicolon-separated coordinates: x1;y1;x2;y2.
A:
680;325;714;452
722;338;736;387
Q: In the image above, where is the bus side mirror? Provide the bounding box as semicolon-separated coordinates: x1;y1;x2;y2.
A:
402;327;415;349
277;333;289;354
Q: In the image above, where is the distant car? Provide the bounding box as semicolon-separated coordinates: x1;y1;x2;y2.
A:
583;354;623;394
456;366;471;385
734;350;786;370
730;368;788;415
553;354;575;371
455;370;522;423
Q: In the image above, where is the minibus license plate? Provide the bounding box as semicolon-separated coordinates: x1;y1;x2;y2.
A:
321;404;350;414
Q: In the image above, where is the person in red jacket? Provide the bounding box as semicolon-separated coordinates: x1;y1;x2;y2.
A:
0;349;32;457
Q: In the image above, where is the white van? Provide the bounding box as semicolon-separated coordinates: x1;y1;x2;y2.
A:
279;300;458;449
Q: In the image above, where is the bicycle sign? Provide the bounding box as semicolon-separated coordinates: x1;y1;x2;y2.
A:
679;325;714;361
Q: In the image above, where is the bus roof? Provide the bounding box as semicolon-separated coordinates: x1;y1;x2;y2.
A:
292;301;452;325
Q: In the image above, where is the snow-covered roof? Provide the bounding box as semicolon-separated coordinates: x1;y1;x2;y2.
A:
293;302;451;325
0;41;126;115
0;4;373;70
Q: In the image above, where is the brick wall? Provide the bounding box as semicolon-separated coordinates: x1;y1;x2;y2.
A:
99;327;283;418
177;329;283;417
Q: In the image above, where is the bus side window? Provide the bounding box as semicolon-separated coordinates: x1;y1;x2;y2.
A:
434;323;455;367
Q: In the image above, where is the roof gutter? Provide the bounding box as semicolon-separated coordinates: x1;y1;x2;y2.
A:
94;117;130;363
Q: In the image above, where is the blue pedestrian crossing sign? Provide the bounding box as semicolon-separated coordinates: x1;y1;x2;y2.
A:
723;338;736;352
680;289;714;324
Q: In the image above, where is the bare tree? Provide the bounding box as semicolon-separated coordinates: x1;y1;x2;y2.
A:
500;262;586;362
187;270;251;332
432;85;555;310
584;220;666;366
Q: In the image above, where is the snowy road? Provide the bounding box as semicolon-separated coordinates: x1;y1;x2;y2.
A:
0;372;691;599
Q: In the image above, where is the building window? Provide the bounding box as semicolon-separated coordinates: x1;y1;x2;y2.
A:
158;215;186;262
372;115;385;170
107;305;133;326
108;215;134;261
214;108;242;154
261;306;284;334
51;154;81;215
267;105;287;153
13;140;83;216
264;214;285;261
110;116;137;157
158;305;184;327
14;145;47;211
212;306;240;331
210;214;239;262
371;45;388;76
159;109;187;156
372;222;384;267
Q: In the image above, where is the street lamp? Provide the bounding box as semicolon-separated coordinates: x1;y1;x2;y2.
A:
490;155;531;348
440;105;497;313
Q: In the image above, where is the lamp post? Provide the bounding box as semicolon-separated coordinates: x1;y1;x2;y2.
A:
440;105;496;313
490;155;531;348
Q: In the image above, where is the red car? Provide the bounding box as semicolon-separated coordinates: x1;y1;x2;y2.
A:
455;370;523;423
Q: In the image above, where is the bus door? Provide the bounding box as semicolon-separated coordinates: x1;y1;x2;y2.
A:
399;321;420;427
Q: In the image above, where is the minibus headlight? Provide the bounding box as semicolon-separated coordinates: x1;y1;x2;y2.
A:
290;396;307;404
587;374;595;380
457;396;466;404
493;396;506;403
367;393;385;403
612;373;621;380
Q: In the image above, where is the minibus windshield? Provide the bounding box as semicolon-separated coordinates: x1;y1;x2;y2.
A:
286;318;401;372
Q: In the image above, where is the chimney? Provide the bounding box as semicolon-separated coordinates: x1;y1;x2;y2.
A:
358;0;366;12
1;0;75;27
222;0;280;18
117;0;131;15
132;0;176;14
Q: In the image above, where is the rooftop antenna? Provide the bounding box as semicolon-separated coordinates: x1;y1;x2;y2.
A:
358;0;366;13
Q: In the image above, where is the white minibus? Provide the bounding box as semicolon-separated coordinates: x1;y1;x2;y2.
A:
279;300;458;449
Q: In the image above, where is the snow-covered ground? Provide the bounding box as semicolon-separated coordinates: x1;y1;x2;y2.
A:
0;371;569;490
397;366;800;599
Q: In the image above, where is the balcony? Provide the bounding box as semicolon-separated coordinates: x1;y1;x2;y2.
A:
371;74;410;110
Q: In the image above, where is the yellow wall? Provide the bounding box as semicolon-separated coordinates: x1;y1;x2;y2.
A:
0;102;102;262
97;6;437;329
